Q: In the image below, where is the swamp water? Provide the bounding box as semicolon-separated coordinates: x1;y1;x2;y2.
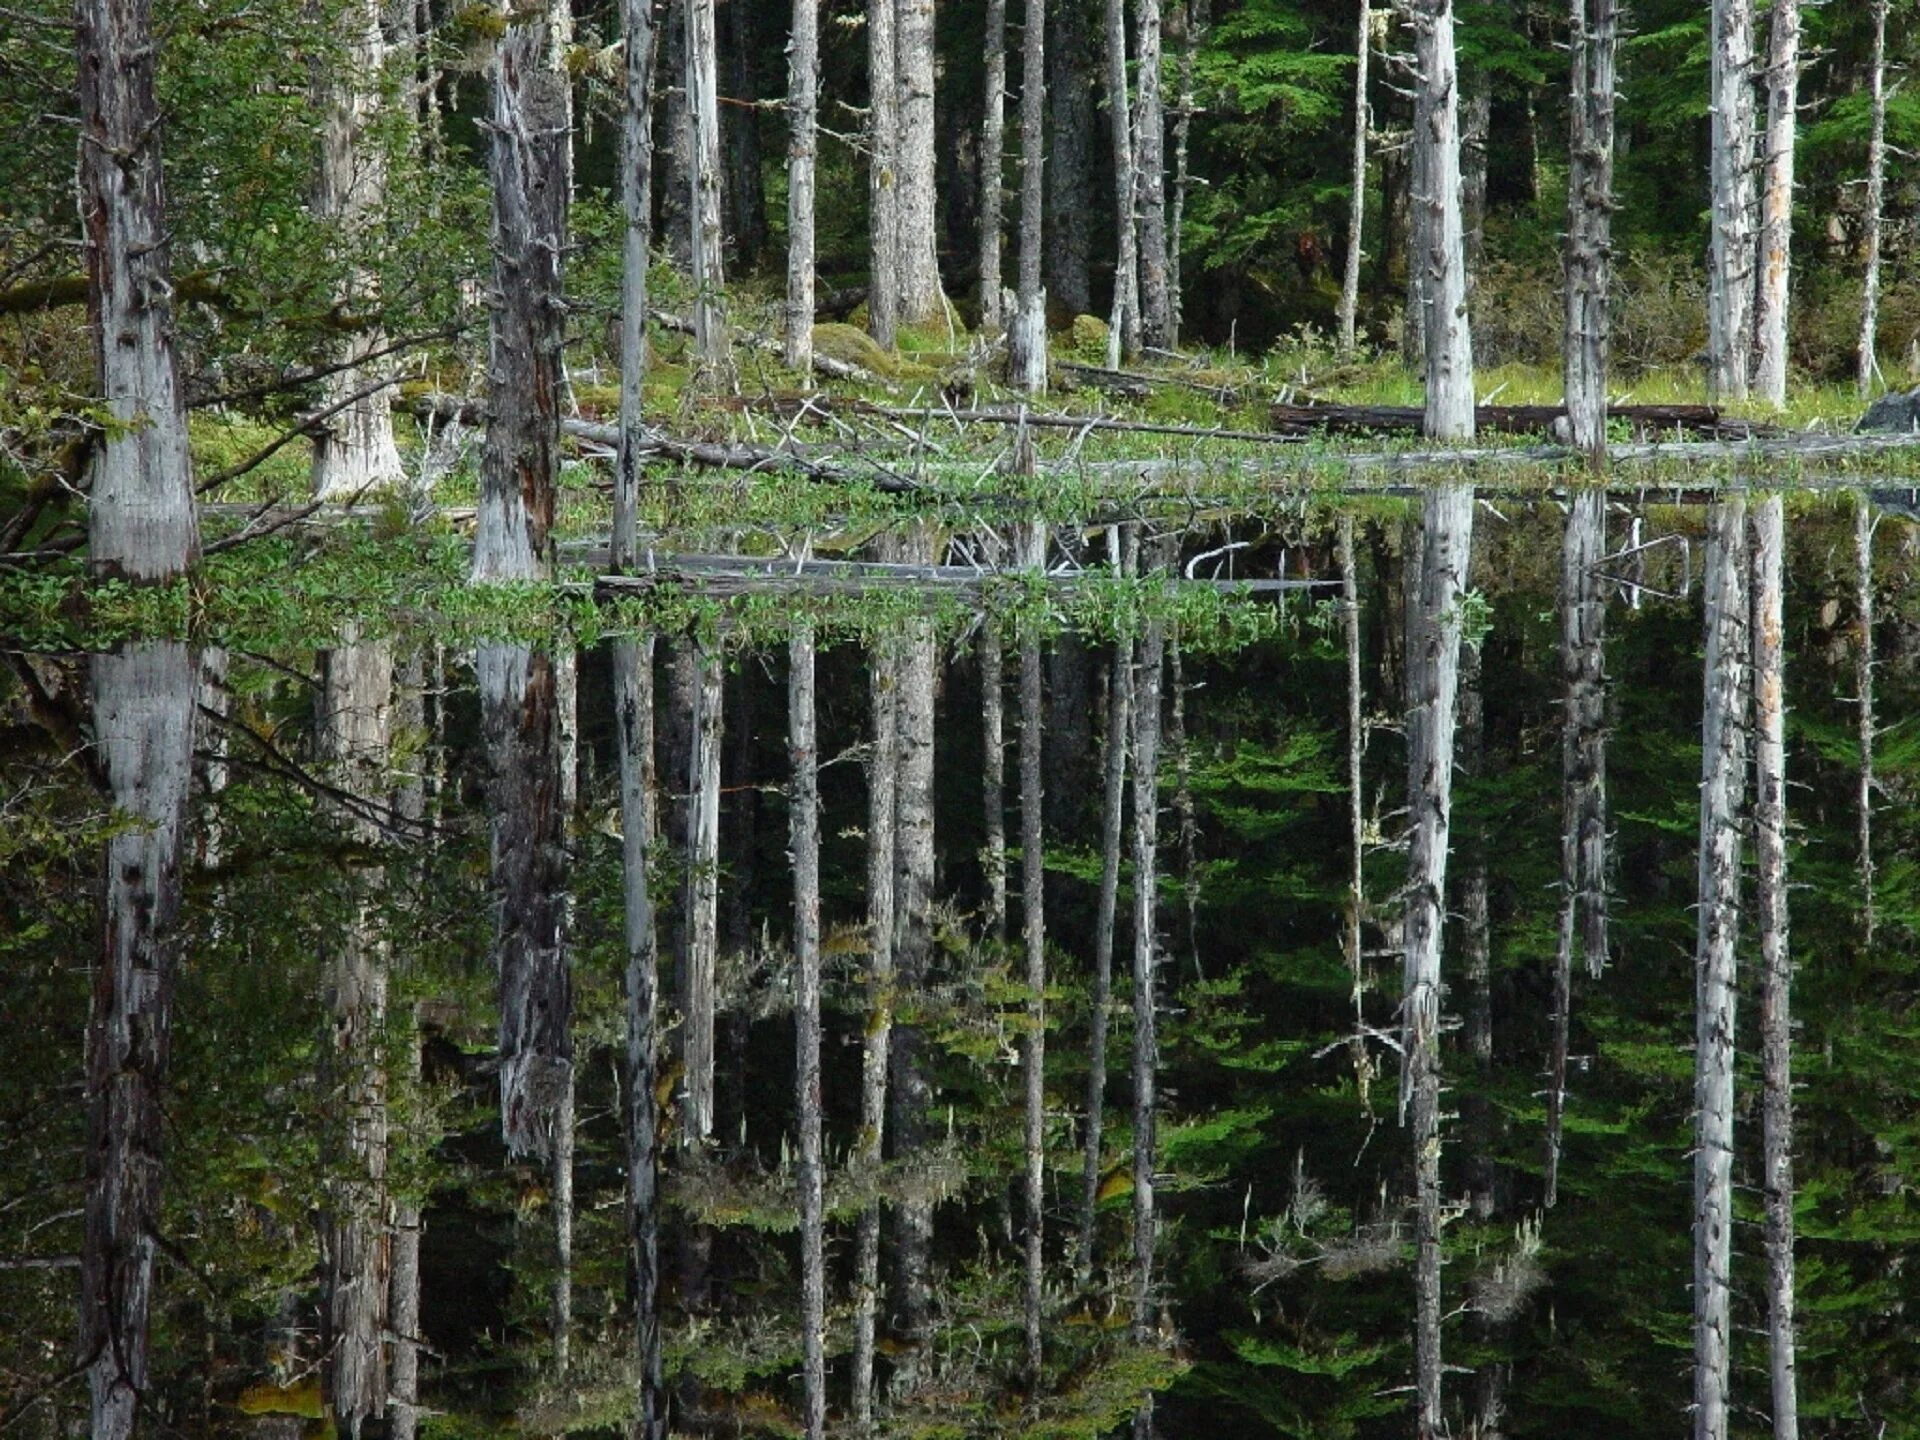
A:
5;493;1919;1439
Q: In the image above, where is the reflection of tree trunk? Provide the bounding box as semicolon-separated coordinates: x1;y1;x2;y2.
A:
1338;517;1373;1100
1401;484;1475;1440
852;636;899;1433
982;625;1008;941
790;626;827;1440
1167;640;1199;978
1545;490;1607;1208
1751;496;1798;1440
1019;546;1048;1385
1693;499;1749;1440
318;636;395;1435
551;647;579;1377
1855;499;1877;945
81;642;195;1440
683;642;723;1144
1129;616;1165;1440
615;636;667;1440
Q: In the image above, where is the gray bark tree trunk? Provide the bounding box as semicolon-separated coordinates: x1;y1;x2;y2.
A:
980;0;1008;330
682;641;723;1145
1339;516;1375;1100
661;0;691;269
867;0;901;347
1562;0;1617;456
1857;0;1888;398
77;0;200;581
982;624;1009;941
895;0;946;325
784;0;818;372
1693;498;1749;1440
1750;495;1798;1440
1400;483;1476;1440
80;641;196;1440
719;0;768;265
1104;0;1141;361
1408;0;1475;439
1338;0;1371;357
1544;489;1607;1208
1461;78;1489;272
1010;0;1050;391
1166;0;1203;343
1019;527;1049;1387
1046;0;1097;316
1855;499;1876;945
614;635;667;1440
1129;616;1166;1440
789;626;827;1440
1752;0;1799;408
1707;0;1755;402
615;0;658;568
1133;0;1171;348
687;0;731;378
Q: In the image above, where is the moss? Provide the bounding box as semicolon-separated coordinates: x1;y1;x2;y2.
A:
1069;313;1110;360
810;322;896;376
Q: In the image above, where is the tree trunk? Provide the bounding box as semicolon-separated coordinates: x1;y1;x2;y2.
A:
784;0;818;371
1339;516;1374;1101
481;645;571;1157
551;644;579;1377
1104;0;1140;362
682;641;723;1145
1857;0;1888;398
614;635;667;1440
1693;498;1749;1440
1562;0;1617;456
616;0;659;568
982;624;1009;942
1750;495;1798;1440
1409;0;1475;439
867;0;900;347
476;0;568;582
1010;0;1050;392
80;641;195;1440
1019;527;1049;1387
1133;0;1171;348
310;0;407;501
1338;0;1371;357
77;0;200;581
1752;0;1799;408
1707;0;1755;402
661;0;691;269
318;637;395;1435
1400;483;1476;1440
1129;616;1166;1440
895;0;946;325
1457;637;1493;1223
852;636;899;1433
1167;640;1200;979
1544;489;1607;1208
1855;499;1876;945
1461;78;1489;273
719;0;768;266
788;626;827;1440
1078;532;1134;1282
1046;0;1097;317
687;0;731;377
1166;0;1203;343
980;0;1008;330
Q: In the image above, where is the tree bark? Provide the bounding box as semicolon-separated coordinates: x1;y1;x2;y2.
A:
614;635;667;1440
1461;77;1489;273
1400;484;1476;1440
1857;0;1888;398
1855;499;1876;945
1750;495;1798;1440
1752;0;1799;409
895;0;946;325
1562;0;1617;457
1104;0;1141;361
867;0;901;347
1046;0;1097;317
1019;527;1049;1388
1166;0;1203;343
1339;516;1374;1100
1693;498;1749;1440
1338;0;1371;357
1133;0;1171;348
1707;0;1755;402
719;0;768;266
77;0;200;581
682;640;723;1145
784;0;819;372
980;0;1008;330
475;0;569;582
982;624;1009;942
1544;488;1607;1208
1129;615;1166;1440
687;0;731;378
1009;0;1050;391
789;626;827;1440
1408;0;1475;439
80;641;195;1440
661;0;691;269
616;0;659;569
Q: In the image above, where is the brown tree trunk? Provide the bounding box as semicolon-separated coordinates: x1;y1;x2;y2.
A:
1046;0;1097;316
895;0;946;325
719;0;767;265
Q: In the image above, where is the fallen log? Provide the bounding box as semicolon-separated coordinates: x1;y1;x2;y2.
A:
1055;362;1240;402
1267;401;1773;440
585;553;1334;597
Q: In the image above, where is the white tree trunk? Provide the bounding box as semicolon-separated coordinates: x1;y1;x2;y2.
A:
1338;0;1371;357
1133;0;1171;347
867;0;901;347
1129;616;1166;1440
1408;0;1475;439
615;0;659;568
682;640;723;1143
980;0;1008;331
1010;0;1049;392
1857;0;1888;398
1400;483;1475;1439
77;0;199;581
1166;0;1202;344
1104;0;1141;362
784;0;818;372
1707;0;1755;402
1752;0;1800;408
1693;498;1749;1440
789;626;827;1440
1338;517;1374;1100
687;0;731;377
1562;0;1616;455
894;0;946;325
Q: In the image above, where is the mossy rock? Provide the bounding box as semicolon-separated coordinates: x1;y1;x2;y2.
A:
811;322;896;376
1069;313;1110;360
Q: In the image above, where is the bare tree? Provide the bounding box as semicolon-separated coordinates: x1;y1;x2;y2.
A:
1338;0;1372;357
687;0;731;376
77;0;199;580
1130;615;1166;1440
1166;0;1205;344
1707;0;1755;402
895;0;946;324
788;626;827;1440
1019;529;1049;1386
1693;498;1750;1440
1563;0;1617;455
1855;498;1877;944
785;0;819;372
1103;0;1141;360
615;0;658;570
980;0;1008;331
983;622;1009;941
1858;0;1889;397
1134;0;1172;347
1010;0;1050;390
683;642;724;1145
1407;0;1475;439
868;0;901;346
1338;517;1374;1099
1400;484;1476;1439
1752;0;1800;408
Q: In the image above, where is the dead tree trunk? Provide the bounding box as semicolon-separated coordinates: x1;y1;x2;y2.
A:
1401;483;1476;1440
983;624;1009;941
1855;499;1876;945
1707;0;1755;402
1167;640;1200;978
1752;0;1800;409
1339;516;1374;1100
784;0;818;372
1544;488;1607;1208
687;0;731;378
682;641;723;1145
1129;616;1166;1440
1693;497;1749;1440
1750;495;1798;1440
76;0;200;581
1338;0;1371;357
867;0;901;347
852;636;899;1433
980;0;1008;331
1133;0;1172;348
789;626;827;1440
1010;0;1050;392
81;642;196;1440
895;0;946;325
1562;0;1617;456
1408;0;1476;439
1104;0;1140;360
1019;528;1049;1387
615;0;658;568
615;635;667;1440
1166;0;1204;344
1858;0;1889;398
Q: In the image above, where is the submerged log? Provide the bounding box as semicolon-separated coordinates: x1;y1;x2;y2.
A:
1267;401;1771;440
